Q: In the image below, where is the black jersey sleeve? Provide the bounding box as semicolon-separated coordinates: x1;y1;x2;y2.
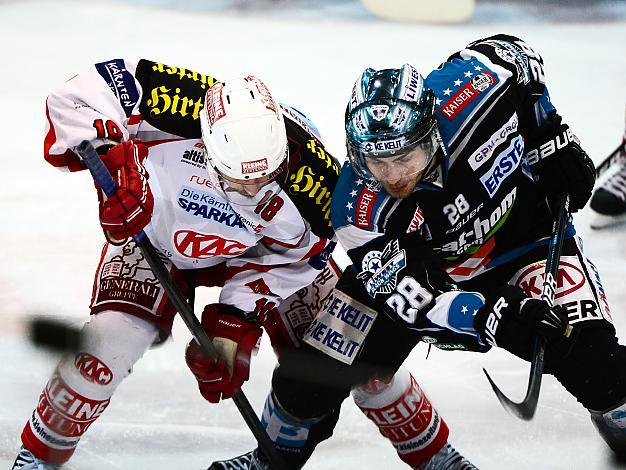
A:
282;112;341;240
463;34;546;95
342;232;488;352
452;34;561;134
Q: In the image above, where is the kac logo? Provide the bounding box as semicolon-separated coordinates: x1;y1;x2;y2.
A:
74;353;113;386
174;230;249;258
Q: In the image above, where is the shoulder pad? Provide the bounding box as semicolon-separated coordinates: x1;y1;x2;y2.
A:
280;103;322;140
283;121;340;239
464;34;544;86
426;58;502;147
135;59;219;138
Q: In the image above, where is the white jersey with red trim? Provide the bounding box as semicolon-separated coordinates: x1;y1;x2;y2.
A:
44;58;339;313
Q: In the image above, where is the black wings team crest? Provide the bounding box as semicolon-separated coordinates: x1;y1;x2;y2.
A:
357;239;407;297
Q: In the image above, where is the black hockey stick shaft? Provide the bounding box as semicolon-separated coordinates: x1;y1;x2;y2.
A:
75;140;288;470
596;141;625;178
29;316;83;352
483;194;570;420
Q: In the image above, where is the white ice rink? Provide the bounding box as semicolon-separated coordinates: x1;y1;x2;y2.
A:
1;1;626;468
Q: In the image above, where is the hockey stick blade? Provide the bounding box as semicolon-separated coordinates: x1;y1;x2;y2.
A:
482;336;547;420
29;316;83;353
483;195;569;420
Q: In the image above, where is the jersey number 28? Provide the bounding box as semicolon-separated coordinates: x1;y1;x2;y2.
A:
385;276;433;324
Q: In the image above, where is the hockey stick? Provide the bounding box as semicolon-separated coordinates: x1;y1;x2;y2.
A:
29;316;82;353
482;194;570;420
75;140;288;470
595;142;625;178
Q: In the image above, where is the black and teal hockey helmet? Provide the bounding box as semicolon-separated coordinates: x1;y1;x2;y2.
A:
345;64;439;180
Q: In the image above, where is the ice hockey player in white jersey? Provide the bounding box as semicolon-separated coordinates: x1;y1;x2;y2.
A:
13;59;476;470
237;34;626;467
589;111;626;229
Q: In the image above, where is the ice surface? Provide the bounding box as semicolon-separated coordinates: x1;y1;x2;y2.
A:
1;1;625;469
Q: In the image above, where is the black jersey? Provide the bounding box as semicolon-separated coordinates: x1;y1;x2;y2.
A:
331;35;577;348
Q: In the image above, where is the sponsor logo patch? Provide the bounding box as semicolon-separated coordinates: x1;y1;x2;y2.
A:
355;186;378;229
237;214;265;234
95;242;161;311
137;60;217;136
363;138;405;155
280;104;317;138
471;73;493;92
359;376;441;452
479;135;523;197
177;186;245;228
484;39;532;84
434;342;469;350
189;174;214;189
511;255;608;325
439;187;516;255
173;230;250;258
440;71;495;120
181;148;206;168
248;75;278;114
303;289;377;364
205;82;225;126
515;260;585;299
288;162;334;227
33;372;111;440
279;263;338;342
469;113;519;171
400;64;424;102
241;158;269;175
95;59;139;118
74;353;113;386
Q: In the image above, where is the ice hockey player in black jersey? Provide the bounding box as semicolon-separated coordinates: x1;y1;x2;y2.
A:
225;34;626;468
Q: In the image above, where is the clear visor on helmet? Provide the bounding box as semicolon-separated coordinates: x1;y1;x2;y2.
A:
345;90;438;182
359;130;439;184
207;160;288;207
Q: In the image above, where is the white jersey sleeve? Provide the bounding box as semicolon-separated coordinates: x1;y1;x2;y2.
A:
44;58;219;171
44;59;143;171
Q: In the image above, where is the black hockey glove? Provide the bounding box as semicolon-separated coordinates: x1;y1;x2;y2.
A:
473;284;574;363
527;117;596;212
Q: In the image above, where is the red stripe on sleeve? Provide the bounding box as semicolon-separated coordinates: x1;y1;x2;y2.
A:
43;99;84;172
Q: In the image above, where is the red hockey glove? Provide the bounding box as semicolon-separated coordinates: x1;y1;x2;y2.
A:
473;284;575;364
96;139;153;244
185;303;262;403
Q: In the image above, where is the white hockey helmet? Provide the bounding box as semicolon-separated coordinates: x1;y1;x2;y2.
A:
200;76;288;204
